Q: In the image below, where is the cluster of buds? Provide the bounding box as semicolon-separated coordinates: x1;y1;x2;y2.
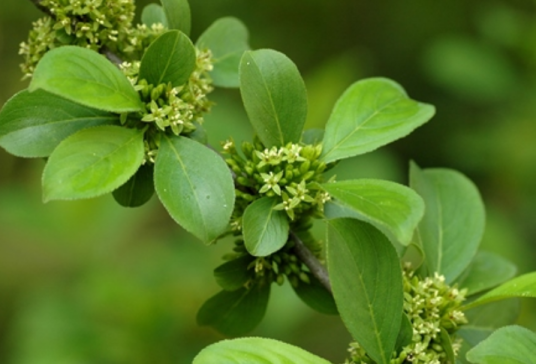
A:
20;0;139;77
119;50;214;141
346;264;467;364
222;137;332;225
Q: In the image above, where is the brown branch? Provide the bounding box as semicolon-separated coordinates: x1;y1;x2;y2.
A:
290;231;332;294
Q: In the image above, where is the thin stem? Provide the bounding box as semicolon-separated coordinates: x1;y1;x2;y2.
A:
290;231;332;294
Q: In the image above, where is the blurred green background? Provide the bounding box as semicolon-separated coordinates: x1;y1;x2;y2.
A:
1;0;536;363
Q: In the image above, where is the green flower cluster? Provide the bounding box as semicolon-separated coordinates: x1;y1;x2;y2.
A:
222;138;331;225
19;0;164;78
346;264;467;364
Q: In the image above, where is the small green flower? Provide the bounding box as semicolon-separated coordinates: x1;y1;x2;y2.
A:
259;171;283;195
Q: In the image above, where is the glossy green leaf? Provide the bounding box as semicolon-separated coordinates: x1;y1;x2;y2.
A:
42;126;145;202
29;46;143;113
214;255;254;291
327;219;403;364
197;282;271;336
462;272;536;311
154;136;235;243
112;164;154;208
0;89;117;158
466;325;536;364
242;197;290;257
197;17;250;88
410;163;485;283
141;3;168;27
322;179;424;247
395;314;413;352
456;251;517;296
321;78;435;163
292;275;338;315
193;337;332;364
160;0;190;35
139;30;196;87
240;49;308;147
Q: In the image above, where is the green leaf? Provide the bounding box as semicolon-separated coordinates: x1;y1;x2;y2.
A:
301;128;324;145
410;163;485;283
440;328;456;364
42;126;145;202
456;251;517;296
139;30;196;87
292;275;338;315
193;337;332;364
395;314;413;352
160;0;191;35
321;78;435;163
196;282;271;337
462;272;536;311
196;17;250;88
112;164;154;208
466;325;536;364
242;197;289;257
327;219;403;364
214;255;254;291
0;89;117;158
29;46;143;113
322;179;425;247
239;49;308;147
154;136;235;243
141;3;169;27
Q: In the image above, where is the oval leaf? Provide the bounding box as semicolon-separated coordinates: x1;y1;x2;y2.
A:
160;0;191;35
42;126;145;202
29;46;143;113
196;17;250;88
322;179;425;247
240;49;308;147
141;3;169;27
0;89;117;158
327;219;403;364
466;325;536;364
214;255;255;291
456;251;517;296
112;163;154;208
154;135;235;243
139;30;196;87
193;337;332;364
292;275;338;315
321;78;435;163
462;272;536;311
196;282;271;337
410;162;485;283
242;197;290;257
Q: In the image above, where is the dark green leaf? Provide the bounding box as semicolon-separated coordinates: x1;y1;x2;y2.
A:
139;30;196;87
112;163;154;207
327;219;403;364
321;78;435;163
193;337;332;364
160;0;191;35
214;255;254;291
462;272;536;311
29;46;143;113
196;282;271;336
292;275;338;315
0;89;117;158
456;251;517;296
410;163;485;283
395;314;413;352
466;325;536;364
239;49;308;147
141;3;169;27
154;136;235;243
42;126;145;202
301;128;324;145
242;197;290;257
196;17;250;88
322;179;424;247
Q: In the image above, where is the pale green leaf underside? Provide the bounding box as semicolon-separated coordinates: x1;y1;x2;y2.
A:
321;78;435;163
42;125;145;202
193;337;332;364
29;46;143;113
160;0;191;35
141;3;169;27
